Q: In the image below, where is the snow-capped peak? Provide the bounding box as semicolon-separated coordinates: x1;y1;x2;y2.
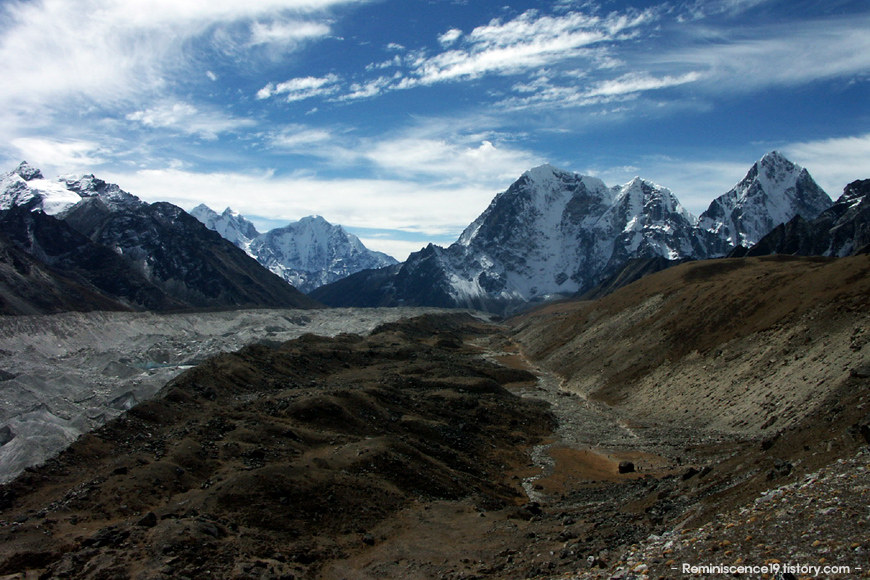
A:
698;150;832;251
194;206;397;294
13;161;43;181
1;162;85;214
191;204;260;251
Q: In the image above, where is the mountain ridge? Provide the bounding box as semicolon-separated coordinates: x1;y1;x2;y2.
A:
0;163;320;313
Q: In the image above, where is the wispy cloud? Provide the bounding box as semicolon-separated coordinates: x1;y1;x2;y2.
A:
263;7;665;103
0;0;366;125
10;138;108;170
257;75;342;101
249;20;332;48
784;133;870;198
680;0;774;20
406;9;659;86
501;70;703;110
654;14;870;91
260;118;543;187
126;102;257;139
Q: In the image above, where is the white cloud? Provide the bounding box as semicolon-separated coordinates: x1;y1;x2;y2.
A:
410;10;650;85
655;14;870;92
249;20;332;48
680;0;774;20
340;75;398;101
347;7;661;99
10;138;108;172
257;75;341;101
361;137;540;185
502;70;702;110
438;28;463;47
0;0;366;116
258;118;543;187
268;126;337;149
126;102;257;139
584;72;703;97
784;133;870;198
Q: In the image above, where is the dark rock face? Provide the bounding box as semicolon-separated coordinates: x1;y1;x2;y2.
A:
0;211;155;315
0;199;321;314
61;199;319;309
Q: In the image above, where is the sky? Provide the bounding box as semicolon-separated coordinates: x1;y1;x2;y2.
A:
1;0;868;260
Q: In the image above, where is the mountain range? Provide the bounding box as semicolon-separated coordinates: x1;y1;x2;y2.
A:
311;151;836;313
0;163;318;314
190;206;397;294
3;151;867;316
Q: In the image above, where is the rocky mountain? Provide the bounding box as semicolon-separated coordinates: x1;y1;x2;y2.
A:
733;178;870;258
189;204;260;251
314;168;707;312
313;152;829;313
0;207;184;312
698;151;832;254
0;227;132;315
0;163;320;312
193;207;398;294
0;162;84;215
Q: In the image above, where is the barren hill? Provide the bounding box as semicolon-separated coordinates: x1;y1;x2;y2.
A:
511;255;870;437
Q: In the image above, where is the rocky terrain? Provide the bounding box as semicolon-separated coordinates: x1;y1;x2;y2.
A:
0;307;452;484
0;254;868;579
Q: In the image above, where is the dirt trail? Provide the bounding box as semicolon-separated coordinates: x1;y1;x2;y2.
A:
472;334;683;506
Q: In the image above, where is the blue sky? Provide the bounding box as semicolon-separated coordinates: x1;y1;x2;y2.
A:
1;0;868;260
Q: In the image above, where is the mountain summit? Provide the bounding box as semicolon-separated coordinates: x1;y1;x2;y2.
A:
193;209;397;294
698;151;832;253
190;205;260;251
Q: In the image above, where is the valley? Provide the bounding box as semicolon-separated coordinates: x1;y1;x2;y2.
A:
0;255;868;579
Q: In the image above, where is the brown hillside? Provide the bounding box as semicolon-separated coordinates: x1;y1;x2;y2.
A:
511;255;870;436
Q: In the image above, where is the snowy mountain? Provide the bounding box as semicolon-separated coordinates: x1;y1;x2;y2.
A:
735;179;870;258
313;152;832;313
0;163;319;311
443;165;707;306
315;165;709;311
698;151;832;254
190;204;260;251
0;162;86;214
193;208;398;294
